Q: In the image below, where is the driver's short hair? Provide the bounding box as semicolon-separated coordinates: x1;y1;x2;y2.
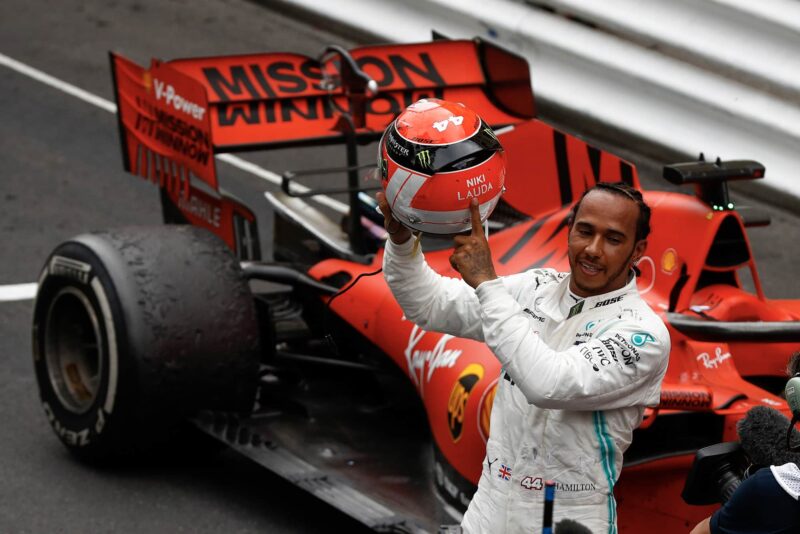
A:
567;182;652;242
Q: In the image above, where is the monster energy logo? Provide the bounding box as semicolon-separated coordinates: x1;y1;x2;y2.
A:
416;150;432;168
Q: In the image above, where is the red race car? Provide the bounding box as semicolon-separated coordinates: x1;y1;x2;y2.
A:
32;37;800;533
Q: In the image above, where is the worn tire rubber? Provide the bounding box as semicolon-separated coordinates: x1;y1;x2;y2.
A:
32;226;259;463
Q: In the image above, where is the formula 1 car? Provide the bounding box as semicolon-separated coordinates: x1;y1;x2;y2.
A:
32;37;800;533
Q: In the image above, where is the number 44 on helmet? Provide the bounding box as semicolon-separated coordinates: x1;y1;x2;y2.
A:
377;98;507;235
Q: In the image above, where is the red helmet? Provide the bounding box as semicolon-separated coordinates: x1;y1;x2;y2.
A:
378;98;506;234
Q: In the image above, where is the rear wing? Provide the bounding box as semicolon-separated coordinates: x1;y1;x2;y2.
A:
111;52;217;195
110;39;535;195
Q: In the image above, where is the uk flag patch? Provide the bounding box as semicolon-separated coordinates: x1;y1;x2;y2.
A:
498;464;512;481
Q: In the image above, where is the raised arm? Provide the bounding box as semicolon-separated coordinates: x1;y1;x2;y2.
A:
377;190;486;339
383;237;485;340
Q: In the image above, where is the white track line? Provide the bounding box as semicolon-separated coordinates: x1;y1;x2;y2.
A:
0;53;116;113
0;283;38;302
0;52;350;301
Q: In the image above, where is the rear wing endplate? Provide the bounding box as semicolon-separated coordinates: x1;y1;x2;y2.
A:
110;52;218;195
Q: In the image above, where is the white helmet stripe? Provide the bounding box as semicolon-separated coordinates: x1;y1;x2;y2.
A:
386;168;428;212
384;168;410;207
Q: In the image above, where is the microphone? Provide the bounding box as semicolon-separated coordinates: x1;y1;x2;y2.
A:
737;406;800;467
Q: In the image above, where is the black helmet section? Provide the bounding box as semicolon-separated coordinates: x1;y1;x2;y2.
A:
382;120;502;176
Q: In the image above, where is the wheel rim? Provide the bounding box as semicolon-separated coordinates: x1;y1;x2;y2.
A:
44;287;104;414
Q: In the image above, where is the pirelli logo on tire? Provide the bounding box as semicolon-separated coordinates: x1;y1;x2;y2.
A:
49;256;92;285
447;363;484;442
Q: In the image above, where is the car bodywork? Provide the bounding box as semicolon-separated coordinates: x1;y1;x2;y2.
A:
108;38;800;532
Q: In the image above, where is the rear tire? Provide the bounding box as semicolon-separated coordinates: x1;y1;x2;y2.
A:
32;226;259;463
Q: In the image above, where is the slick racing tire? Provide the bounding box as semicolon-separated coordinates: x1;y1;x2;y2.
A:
32;226;259;462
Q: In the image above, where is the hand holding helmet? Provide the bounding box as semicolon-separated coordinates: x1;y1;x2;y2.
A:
376;191;412;245
377;98;505;285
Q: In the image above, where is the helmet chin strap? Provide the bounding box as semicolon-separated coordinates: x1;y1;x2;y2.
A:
411;231;423;258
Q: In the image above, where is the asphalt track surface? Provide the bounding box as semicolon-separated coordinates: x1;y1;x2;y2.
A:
1;1;799;533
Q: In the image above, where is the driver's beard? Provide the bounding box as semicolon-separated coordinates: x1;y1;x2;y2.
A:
573;248;636;296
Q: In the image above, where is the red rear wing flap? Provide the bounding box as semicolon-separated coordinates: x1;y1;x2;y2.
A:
110;39;534;192
155;39;534;150
111;52;218;194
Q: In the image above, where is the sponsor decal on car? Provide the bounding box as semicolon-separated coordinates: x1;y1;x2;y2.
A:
661;248;678;275
177;194;222;228
659;389;713;410
201;51;449;127
478;378;497;443
696;346;732;369
404;325;463;391
153;78;207;120
133;104;211;166
447;364;484;442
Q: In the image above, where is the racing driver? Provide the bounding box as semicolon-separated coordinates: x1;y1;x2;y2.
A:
377;126;670;531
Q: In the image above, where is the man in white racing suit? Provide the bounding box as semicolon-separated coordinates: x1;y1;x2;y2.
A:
378;183;670;533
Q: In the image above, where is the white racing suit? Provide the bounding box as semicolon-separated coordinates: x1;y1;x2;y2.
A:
383;238;670;534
